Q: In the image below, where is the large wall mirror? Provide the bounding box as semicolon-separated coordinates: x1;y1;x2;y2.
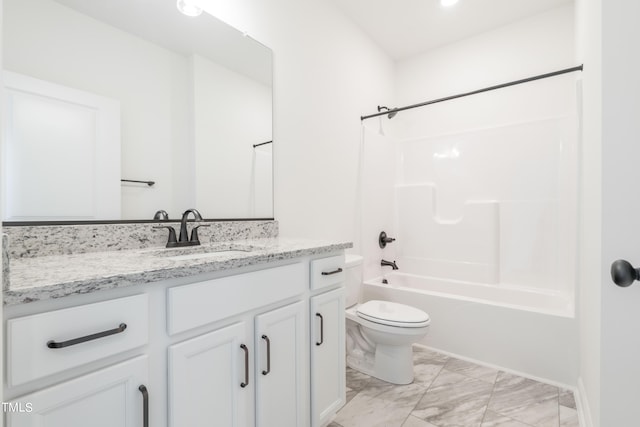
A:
2;0;273;223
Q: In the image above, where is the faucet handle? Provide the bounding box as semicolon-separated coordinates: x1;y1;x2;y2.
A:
153;210;169;220
190;224;211;243
379;231;396;248
153;226;177;247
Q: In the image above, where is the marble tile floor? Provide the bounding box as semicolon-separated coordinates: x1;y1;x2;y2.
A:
330;346;579;427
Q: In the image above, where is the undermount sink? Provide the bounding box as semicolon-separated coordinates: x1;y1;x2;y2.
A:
147;243;257;262
165;250;250;262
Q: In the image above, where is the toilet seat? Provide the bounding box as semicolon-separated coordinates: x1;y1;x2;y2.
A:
356;300;430;328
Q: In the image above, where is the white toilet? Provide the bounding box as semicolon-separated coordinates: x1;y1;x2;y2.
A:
344;254;431;385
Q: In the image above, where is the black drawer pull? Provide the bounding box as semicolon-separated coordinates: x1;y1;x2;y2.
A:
240;344;249;388
261;335;271;375
316;313;324;346
47;323;127;349
321;268;343;276
138;385;149;427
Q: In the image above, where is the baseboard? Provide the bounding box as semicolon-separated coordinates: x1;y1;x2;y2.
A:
576;377;594;427
414;343;577;390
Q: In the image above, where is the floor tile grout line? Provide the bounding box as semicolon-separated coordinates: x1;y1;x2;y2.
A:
398;356;445;427
399;388;427;427
479;370;557;427
557;386;561;427
442;360;500;385
479;369;501;427
394;351;451;426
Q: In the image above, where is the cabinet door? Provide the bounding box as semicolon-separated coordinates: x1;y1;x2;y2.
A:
310;288;346;427
255;301;306;427
168;322;250;427
7;356;148;427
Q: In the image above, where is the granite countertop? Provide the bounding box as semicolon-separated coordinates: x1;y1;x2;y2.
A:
4;238;352;306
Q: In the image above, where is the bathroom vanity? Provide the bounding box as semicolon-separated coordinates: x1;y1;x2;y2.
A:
3;225;349;427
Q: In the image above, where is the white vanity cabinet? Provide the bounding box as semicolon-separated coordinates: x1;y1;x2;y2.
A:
167;263;307;427
7;356;148;427
168;322;250;427
5;250;347;427
254;300;306;427
309;256;346;427
5;294;150;427
7;294;149;387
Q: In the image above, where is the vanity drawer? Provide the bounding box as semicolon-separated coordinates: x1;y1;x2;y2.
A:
167;262;306;335
310;255;345;290
7;294;148;387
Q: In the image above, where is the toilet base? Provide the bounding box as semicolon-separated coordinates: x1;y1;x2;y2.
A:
346;344;414;385
346;320;416;385
374;344;414;384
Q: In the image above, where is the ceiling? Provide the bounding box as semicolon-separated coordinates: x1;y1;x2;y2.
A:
54;0;272;84
328;0;574;61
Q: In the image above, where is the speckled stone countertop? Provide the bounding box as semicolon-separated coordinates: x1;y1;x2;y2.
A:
4;238;352;306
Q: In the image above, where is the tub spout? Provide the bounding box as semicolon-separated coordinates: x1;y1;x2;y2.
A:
381;259;398;270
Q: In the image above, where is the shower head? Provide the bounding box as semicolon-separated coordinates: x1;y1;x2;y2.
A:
377;105;397;119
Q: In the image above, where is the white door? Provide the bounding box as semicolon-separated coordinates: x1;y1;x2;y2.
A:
254;301;306;427
7;356;147;427
2;71;120;221
168;322;251;427
310;288;346;427
598;0;640;424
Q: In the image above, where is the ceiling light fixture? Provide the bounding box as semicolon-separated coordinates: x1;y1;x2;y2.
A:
440;0;459;7
176;0;203;17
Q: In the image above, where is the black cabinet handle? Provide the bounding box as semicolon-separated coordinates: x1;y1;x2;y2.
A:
138;385;149;427
240;344;249;388
321;268;343;276
316;313;324;346
261;335;271;375
47;323;127;349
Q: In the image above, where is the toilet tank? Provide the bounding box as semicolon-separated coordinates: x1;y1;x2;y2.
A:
345;254;363;307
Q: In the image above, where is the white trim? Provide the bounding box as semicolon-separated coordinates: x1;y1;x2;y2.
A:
576;377;594;427
414;343;577;390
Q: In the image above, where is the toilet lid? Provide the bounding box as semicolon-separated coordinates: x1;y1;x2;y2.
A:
356;300;430;328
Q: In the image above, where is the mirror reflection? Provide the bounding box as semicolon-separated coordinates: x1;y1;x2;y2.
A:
2;0;273;222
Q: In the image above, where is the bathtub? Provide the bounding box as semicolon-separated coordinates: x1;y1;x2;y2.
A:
363;272;578;385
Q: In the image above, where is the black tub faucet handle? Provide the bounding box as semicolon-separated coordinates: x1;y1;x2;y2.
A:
379;231;396;248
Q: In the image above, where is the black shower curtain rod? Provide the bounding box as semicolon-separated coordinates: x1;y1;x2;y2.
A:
360;64;584;121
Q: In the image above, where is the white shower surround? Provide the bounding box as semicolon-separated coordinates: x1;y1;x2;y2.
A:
360;110;579;385
359;5;579;384
394;114;578;294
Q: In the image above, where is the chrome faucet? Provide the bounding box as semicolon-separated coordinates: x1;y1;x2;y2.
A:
381;259;398;270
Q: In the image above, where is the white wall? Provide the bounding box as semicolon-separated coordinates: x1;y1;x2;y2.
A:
394;4;577;129
575;0;601;423
359;122;398;281
198;0;395;252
